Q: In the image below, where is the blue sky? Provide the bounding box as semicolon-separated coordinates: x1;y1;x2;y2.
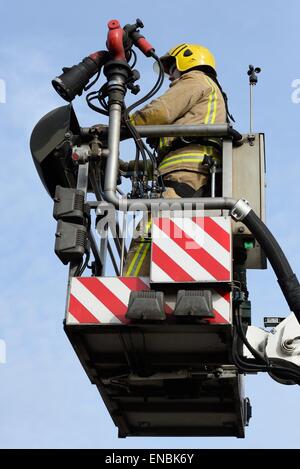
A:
1;0;300;449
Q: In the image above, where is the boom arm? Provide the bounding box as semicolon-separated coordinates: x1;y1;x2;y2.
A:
244;315;300;384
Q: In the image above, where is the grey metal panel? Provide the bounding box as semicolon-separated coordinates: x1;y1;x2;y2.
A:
243;242;267;269
259;133;266;226
230;133;267;269
232;133;265;229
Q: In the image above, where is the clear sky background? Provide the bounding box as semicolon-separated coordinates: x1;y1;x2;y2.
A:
1;0;300;449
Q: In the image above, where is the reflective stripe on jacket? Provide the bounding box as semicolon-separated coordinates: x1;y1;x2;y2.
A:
158;144;221;175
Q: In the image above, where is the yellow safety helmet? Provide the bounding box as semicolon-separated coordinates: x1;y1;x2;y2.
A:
160;43;216;74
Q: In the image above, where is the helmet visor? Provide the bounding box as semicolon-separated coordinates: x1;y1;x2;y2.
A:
153;54;175;76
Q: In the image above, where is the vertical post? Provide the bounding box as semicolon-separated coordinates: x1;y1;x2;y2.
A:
249;84;253;135
222;138;233;198
103;60;131;204
211;161;217;197
247;65;261;145
103;60;131;276
104;100;125;198
76;162;89;194
120;211;127;275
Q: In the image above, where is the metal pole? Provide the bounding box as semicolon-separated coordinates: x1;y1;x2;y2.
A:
250;84;253;135
105;103;123;193
120;213;127;276
82;123;243;141
77;162;89;193
211;163;216;198
98;195;237;211
89;164;126;264
247;65;261;143
134;124;233;138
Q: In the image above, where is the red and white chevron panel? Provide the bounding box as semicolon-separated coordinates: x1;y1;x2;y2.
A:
66;277;231;325
151;216;232;283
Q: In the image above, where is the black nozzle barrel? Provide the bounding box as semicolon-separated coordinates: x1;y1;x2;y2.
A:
52;51;109;102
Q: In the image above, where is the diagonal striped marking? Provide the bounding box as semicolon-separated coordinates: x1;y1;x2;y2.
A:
71;278;121;324
68;294;100;324
193;217;230;252
152;223;215;281
169;218;230;280
151;262;174;282
69;277;231;324
79;277;127;320
165;302;175;315
156;218;230;281
214;288;230;304
97;277;133;311
66;312;80;325
221;290;230;303
211;216;231;232
210;308;229;324
212;289;231;322
152;243;194;281
172;217;230;270
120;277;150;291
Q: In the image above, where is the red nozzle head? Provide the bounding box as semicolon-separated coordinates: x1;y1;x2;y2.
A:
108;19;121;30
136;37;154;57
106;19;126;61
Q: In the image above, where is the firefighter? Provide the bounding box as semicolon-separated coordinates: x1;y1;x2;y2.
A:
124;43;228;277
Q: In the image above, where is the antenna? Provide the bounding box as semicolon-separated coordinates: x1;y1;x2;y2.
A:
247;65;261;144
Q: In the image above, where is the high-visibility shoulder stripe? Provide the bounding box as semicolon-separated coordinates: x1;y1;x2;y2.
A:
210;79;218;123
204;85;213;124
204;76;218;124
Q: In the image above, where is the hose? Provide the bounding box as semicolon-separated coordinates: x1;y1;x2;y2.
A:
241;209;300;325
122;54;165;193
124;52;164;115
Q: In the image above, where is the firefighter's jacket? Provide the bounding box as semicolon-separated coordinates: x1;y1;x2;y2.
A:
132;70;227;175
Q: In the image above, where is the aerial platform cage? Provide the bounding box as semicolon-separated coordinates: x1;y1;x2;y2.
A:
33;107;265;437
